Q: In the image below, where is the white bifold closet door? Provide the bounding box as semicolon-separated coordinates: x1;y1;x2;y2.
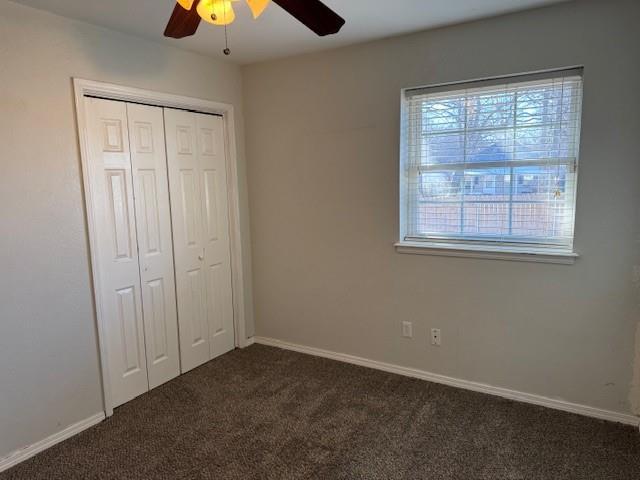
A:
127;103;181;389
164;108;235;373
84;97;180;407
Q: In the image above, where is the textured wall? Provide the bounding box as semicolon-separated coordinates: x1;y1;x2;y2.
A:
0;0;253;459
243;0;640;416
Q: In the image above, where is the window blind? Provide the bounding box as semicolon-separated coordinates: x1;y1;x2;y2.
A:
402;69;583;249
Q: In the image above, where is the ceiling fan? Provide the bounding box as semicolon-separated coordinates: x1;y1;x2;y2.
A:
164;0;345;55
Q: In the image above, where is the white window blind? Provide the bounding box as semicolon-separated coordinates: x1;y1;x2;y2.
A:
401;69;583;251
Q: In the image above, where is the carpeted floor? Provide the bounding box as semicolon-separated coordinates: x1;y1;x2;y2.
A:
2;344;639;479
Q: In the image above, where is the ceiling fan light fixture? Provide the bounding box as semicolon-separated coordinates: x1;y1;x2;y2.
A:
176;0;195;10
246;0;270;19
197;0;237;26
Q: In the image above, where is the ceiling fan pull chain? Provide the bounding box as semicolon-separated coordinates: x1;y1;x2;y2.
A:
223;24;231;55
223;1;231;55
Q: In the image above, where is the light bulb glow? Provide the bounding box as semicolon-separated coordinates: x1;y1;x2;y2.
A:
246;0;270;19
176;0;195;10
197;0;236;25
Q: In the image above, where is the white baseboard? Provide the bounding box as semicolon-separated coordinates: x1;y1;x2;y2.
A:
0;412;105;473
243;336;256;347
254;336;640;428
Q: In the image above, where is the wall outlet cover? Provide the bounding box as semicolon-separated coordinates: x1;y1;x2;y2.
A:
402;321;413;338
431;328;442;346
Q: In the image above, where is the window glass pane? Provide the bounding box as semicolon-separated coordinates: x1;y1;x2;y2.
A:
462;168;510;237
419;172;462;201
424;99;464;133
511;165;574;239
462;168;511;197
516;87;563;126
463;203;509;236
466;130;513;164
514;124;578;160
467;92;514;129
423;133;464;165
415;204;461;235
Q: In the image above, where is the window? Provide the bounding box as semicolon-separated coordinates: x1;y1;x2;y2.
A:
399;68;583;259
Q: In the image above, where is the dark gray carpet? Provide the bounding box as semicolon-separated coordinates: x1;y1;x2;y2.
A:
2;344;639;479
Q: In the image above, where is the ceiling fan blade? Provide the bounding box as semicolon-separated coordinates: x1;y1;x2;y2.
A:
164;0;202;39
272;0;345;36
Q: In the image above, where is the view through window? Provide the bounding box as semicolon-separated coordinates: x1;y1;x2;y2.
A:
402;69;583;250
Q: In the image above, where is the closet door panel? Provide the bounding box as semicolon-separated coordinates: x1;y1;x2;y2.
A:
196;114;235;358
85;97;148;408
127;103;181;389
164;108;211;373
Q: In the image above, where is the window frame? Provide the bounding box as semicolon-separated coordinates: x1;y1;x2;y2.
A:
397;67;583;264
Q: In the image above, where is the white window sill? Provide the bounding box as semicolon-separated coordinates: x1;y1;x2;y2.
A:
394;241;578;265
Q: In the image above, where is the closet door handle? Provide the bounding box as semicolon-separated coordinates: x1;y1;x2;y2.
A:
198;249;205;261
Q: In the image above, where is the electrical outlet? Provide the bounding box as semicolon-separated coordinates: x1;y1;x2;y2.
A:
430;328;442;346
402;321;413;338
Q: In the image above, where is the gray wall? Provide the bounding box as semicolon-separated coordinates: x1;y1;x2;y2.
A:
0;0;253;459
243;0;640;416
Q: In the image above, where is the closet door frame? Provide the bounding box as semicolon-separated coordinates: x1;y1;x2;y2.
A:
74;78;249;417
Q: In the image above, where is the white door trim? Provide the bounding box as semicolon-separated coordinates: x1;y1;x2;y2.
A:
73;78;249;417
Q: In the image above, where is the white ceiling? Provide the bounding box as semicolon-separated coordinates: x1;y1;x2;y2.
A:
12;0;568;64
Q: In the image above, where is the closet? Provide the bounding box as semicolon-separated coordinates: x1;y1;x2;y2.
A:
83;97;235;408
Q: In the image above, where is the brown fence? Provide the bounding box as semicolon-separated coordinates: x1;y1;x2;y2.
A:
416;194;569;237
